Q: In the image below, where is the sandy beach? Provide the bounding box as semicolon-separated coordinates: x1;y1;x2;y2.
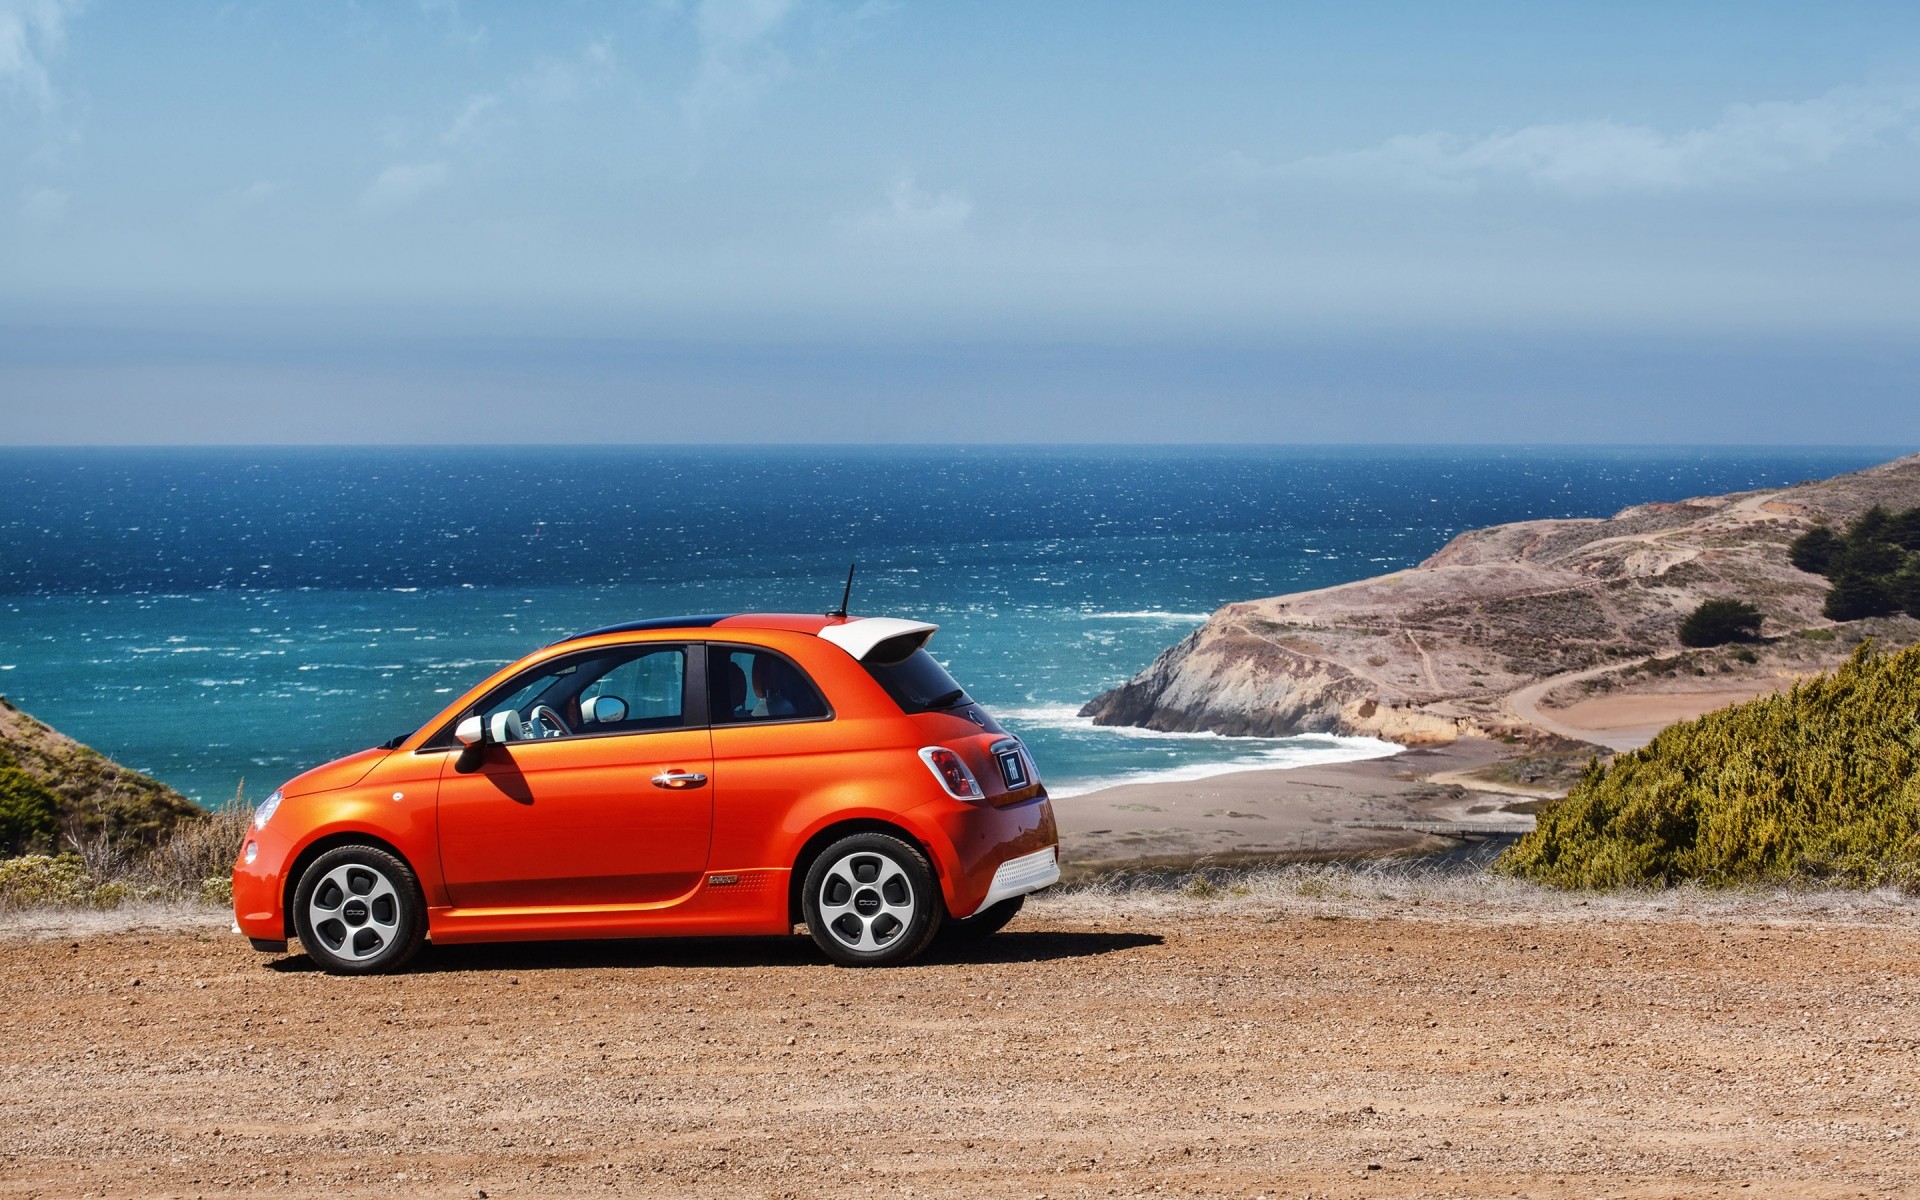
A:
1054;738;1534;873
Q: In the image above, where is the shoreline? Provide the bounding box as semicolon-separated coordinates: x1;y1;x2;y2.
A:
1053;735;1538;875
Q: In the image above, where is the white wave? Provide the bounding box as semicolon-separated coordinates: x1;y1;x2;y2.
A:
992;703;1399;797
1078;610;1212;622
1046;736;1401;798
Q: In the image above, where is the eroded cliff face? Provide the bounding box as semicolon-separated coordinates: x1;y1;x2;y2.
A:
1080;453;1920;742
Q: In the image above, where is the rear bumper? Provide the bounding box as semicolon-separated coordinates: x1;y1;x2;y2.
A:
976;846;1060;912
912;792;1058;918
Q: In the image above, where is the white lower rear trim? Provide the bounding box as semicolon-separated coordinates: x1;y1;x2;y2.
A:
972;846;1060;915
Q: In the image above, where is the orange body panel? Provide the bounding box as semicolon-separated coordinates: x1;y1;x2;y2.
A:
233;615;1058;950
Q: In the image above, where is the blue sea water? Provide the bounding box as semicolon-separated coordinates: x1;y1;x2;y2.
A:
0;445;1902;805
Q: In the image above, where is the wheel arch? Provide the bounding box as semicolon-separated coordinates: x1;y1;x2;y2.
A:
281;831;421;934
787;817;939;925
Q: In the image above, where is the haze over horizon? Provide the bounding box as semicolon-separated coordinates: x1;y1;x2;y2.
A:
4;1;1919;444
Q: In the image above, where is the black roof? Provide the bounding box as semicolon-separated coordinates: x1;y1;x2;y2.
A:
554;614;733;645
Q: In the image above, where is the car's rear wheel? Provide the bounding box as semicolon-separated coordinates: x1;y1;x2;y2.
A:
801;833;943;967
942;894;1025;941
292;845;426;976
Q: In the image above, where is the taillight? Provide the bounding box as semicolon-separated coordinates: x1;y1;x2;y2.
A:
917;746;982;799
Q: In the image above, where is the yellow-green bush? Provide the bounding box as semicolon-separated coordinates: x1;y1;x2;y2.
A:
1498;642;1920;889
0;855;126;909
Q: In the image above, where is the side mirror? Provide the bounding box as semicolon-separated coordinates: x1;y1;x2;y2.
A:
455;715;486;747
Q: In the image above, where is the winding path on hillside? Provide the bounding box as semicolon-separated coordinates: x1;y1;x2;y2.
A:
1503;659;1656;752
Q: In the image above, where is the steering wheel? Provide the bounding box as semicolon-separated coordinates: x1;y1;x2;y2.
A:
527;704;573;739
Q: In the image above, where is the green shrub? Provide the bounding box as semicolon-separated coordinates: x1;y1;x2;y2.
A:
1789;526;1844;576
1824;570;1898;621
0;759;59;856
1497;643;1920;890
0;855;127;909
1678;598;1763;647
1802;506;1920;622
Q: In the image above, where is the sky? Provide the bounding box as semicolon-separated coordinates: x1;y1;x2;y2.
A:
3;0;1919;444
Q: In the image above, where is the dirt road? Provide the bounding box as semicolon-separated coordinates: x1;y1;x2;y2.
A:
3;895;1916;1199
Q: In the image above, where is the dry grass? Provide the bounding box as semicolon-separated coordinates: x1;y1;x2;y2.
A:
1035;858;1920;928
0;786;252;916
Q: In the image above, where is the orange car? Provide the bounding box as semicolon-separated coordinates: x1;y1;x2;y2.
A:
232;614;1059;973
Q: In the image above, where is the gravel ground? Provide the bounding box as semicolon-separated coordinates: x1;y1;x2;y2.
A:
2;888;1917;1199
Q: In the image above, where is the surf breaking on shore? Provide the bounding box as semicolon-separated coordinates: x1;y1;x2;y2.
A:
996;702;1400;797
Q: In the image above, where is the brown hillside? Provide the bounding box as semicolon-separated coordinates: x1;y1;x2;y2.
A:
1083;453;1920;744
0;697;201;852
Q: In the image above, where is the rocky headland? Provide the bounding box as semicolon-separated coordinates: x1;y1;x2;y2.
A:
1083;452;1920;748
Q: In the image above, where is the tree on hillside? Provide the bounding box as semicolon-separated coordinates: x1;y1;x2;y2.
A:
1895;562;1920;619
1891;508;1920;551
1792;504;1920;622
1789;526;1845;575
1678;598;1764;647
1824;571;1898;622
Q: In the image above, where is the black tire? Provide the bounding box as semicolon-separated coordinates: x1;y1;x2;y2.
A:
800;832;944;967
941;894;1025;941
292;845;427;976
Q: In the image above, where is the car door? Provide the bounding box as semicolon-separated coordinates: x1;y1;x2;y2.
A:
436;642;714;909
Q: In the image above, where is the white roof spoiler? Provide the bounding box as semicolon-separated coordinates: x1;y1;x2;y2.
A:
817;617;938;661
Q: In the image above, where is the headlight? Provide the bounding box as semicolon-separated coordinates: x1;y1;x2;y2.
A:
253;790;282;830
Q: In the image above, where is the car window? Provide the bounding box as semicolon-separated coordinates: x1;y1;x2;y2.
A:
862;647;970;713
579;650;684;724
472;645;687;742
709;647;829;724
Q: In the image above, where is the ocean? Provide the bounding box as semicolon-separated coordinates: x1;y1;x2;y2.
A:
0;445;1900;806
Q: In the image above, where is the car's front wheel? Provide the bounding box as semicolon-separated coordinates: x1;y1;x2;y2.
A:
292;845;426;975
801;833;943;967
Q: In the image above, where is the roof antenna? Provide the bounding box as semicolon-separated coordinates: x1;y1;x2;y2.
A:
828;562;856;620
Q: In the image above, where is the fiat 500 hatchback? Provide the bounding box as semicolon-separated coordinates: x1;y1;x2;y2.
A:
233;614;1059;974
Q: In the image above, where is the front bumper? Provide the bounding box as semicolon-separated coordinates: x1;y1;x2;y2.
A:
232;824;295;942
976;846;1061;913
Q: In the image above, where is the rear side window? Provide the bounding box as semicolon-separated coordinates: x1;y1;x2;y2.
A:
864;648;971;713
709;647;830;724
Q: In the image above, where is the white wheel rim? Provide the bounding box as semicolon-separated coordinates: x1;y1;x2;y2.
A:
307;863;402;962
817;851;916;952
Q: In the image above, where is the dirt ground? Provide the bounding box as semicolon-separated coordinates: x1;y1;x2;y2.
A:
2;893;1917;1200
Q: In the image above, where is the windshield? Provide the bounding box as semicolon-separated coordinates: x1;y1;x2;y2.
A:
863;648;971;713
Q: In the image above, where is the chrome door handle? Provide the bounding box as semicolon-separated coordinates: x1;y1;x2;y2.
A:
651;770;708;790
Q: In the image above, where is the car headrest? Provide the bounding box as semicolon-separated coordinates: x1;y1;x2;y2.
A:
582;694;627;724
489;710;528;743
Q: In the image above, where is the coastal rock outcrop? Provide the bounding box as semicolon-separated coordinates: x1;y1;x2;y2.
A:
1082;453;1920;743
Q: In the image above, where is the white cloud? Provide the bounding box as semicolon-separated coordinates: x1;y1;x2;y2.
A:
442;93;498;145
20;183;65;222
357;161;449;216
1264;84;1920;196
0;0;79;111
682;0;798;127
233;180;280;208
419;0;486;48
512;38;614;108
850;173;971;238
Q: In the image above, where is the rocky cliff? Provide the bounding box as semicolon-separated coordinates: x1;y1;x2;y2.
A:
1082;453;1920;743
